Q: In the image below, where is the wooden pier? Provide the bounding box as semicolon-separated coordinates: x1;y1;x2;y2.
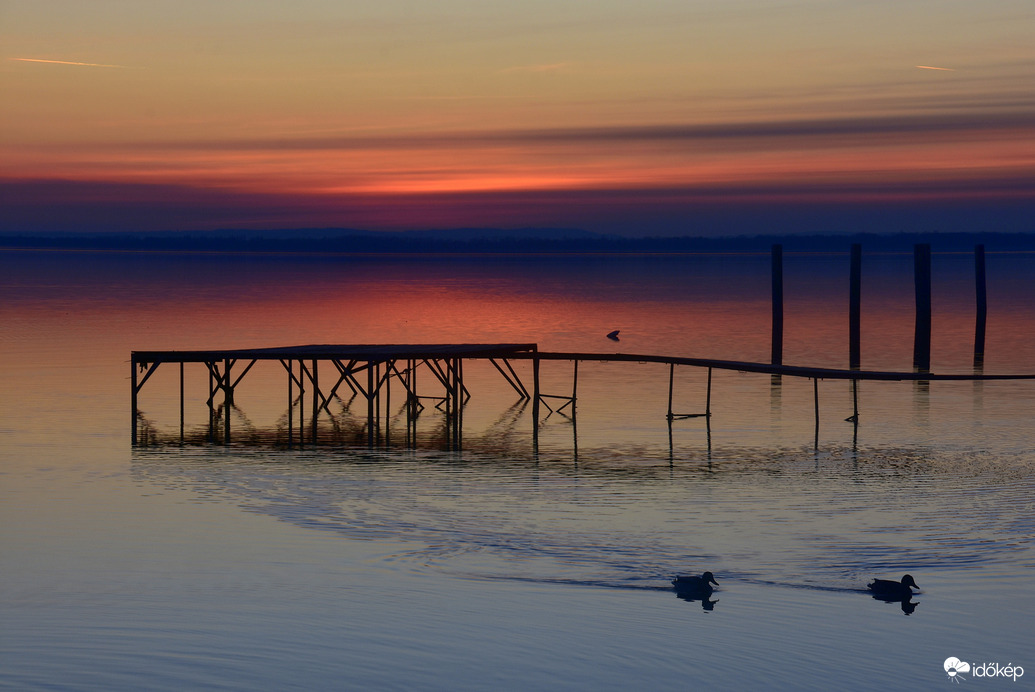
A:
131;343;1035;450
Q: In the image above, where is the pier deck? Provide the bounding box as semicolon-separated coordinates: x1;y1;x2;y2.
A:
131;343;1035;449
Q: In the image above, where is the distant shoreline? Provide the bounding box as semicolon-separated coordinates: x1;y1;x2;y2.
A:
2;230;1034;255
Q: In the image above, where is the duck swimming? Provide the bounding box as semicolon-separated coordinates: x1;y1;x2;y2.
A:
867;574;919;598
672;571;719;595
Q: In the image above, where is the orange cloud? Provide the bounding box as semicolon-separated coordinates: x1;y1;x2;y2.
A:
11;57;133;68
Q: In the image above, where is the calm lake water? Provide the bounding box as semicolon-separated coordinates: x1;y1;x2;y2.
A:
2;249;1033;691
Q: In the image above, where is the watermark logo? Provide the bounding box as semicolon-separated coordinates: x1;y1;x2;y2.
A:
945;657;971;683
944;657;1024;683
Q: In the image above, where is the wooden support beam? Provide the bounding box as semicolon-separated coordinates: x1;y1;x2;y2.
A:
230;359;257;389
279;358;305;390
489;358;529;399
666;363;712;420
134;361;162;394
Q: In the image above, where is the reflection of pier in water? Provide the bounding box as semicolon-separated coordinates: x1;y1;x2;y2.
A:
131;343;1035;451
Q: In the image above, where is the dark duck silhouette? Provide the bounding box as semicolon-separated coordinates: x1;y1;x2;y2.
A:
867;574;919;599
672;571;719;597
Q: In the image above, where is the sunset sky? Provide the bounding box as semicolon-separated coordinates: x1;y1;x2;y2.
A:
2;0;1033;236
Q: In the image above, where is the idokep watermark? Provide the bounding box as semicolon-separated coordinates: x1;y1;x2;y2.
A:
944;657;1025;683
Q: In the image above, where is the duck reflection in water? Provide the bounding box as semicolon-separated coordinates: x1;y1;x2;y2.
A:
673;571;720;610
868;574;920;615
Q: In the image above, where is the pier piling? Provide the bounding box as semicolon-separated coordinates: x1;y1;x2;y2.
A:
849;243;862;370
974;244;987;368
913;243;932;371
771;244;784;366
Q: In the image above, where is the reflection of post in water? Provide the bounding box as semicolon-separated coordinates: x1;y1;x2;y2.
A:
668;412;713;466
913;376;930;427
769;374;782;416
972;365;984;417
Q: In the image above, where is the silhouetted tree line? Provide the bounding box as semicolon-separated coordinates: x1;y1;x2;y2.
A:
2;230;1034;254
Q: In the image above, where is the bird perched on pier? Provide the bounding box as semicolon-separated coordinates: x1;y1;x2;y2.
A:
672;571;719;596
867;574;919;598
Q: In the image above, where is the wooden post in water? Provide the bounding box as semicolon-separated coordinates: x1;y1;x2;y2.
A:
705;367;712;419
131;358;138;444
532;351;541;449
974;244;987;368
223;358;231;445
455;357;463;450
409;359;417;445
771;244;784;366
813;377;820;445
913;244;932;371
667;363;675;420
311;359;319;444
207;362;215;442
367;362;375;446
179;362;184;442
298;362;304;448
571;359;578;417
849;243;862;370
